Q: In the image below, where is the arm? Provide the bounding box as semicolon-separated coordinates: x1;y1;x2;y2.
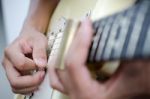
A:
2;0;59;94
24;0;59;33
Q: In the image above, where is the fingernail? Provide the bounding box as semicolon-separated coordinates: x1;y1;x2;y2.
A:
35;58;47;67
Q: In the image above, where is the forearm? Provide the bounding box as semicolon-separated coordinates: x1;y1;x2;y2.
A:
23;0;59;33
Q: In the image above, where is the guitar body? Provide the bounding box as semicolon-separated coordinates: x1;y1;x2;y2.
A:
15;0;136;99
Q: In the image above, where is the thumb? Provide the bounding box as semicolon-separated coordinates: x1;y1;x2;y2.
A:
66;18;94;84
33;37;47;68
64;18;95;92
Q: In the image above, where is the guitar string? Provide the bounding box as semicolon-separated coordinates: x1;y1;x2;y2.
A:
112;5;135;59
26;19;66;99
89;21;105;62
126;1;149;59
95;17;114;61
103;14;122;60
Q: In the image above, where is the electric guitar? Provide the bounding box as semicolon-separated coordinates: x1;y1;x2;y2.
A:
15;0;150;99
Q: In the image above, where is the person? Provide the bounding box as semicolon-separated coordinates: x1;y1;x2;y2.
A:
2;0;150;99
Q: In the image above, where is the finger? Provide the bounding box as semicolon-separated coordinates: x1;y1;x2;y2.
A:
66;18;94;64
12;86;38;94
5;44;37;71
65;18;94;72
3;57;20;79
56;69;71;94
14;71;45;89
18;57;37;72
66;18;93;77
49;66;66;93
65;19;95;89
32;36;47;68
4;58;45;89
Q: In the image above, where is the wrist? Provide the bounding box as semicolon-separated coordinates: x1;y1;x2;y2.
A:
19;23;45;38
23;18;47;34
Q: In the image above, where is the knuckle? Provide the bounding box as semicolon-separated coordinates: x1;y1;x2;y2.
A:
15;60;25;71
10;80;18;89
18;38;27;45
50;82;59;90
65;59;76;71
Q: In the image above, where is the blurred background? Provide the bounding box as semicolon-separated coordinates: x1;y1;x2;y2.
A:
0;0;30;98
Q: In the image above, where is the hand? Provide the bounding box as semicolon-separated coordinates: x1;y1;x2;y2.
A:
2;26;47;94
49;19;150;99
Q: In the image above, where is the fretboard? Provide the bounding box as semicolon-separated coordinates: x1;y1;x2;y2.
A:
88;0;150;63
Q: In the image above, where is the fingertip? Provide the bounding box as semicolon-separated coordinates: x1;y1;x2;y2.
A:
81;17;92;26
34;58;47;68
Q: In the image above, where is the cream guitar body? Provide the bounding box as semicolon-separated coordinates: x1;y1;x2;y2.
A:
15;0;136;99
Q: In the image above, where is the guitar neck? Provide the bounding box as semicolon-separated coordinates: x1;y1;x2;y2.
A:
88;0;150;63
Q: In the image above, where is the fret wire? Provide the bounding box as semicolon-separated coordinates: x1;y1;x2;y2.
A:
103;14;122;60
94;21;106;61
113;7;135;59
90;21;105;61
90;28;101;61
126;1;149;58
96;17;114;61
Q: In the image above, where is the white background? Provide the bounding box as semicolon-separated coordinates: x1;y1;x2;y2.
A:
0;0;30;99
